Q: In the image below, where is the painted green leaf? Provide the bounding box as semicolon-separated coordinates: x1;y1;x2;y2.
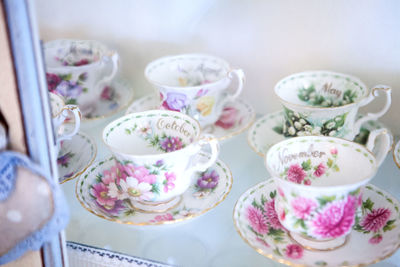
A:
383;220;396;232
269;190;277;200
273;125;283;135
301;159;312;171
125;128;131;135
363;198;374;211
327;158;333;168
317;195;336;206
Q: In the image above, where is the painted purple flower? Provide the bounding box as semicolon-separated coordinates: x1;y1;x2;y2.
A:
155;160;164;167
264;199;284;230
312;195;357;239
285;244;303;259
197;170;219;189
287;164;306;184
195;88;209;98
91;183;117;209
360;208;391;232
215;106;238;129
55;80;83;99
46;73;62;91
247;206;269;234
161;136;184;152
291;197;317;219
313;163;326;177
369;235;383;244
57;152;72;167
97;199;124;216
163;172;176;193
161;92;187;111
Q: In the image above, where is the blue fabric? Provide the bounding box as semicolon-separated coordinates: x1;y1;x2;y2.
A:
0;151;69;264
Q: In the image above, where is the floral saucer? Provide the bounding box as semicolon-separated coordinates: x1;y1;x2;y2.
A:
125;94;255;141
394;140;400;169
75;154;233;225
248;111;393;157
58;132;97;184
233;178;400;266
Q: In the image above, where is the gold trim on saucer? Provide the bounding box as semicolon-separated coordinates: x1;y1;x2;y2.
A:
130;196;183;213
393;140;400;169
287;231;349;252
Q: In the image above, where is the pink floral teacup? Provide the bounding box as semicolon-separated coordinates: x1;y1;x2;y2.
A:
102;110;219;212
145;54;244;127
45;39;119;113
265;134;391;250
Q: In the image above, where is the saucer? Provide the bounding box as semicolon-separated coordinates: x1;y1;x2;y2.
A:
75;154;233;226
248;110;393;157
233;178;400;266
125;94;255;141
58;131;97;184
394;140;400;169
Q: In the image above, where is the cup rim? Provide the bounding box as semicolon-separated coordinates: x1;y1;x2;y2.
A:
274;70;370;111
49;92;66;118
144;53;232;90
265;135;378;190
102;109;205;159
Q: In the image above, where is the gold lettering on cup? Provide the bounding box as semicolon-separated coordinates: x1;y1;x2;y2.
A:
278;144;326;165
321;83;342;98
156;118;191;137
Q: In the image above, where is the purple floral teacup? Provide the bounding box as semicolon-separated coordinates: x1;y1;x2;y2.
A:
45;39;119;113
102;110;219;212
145;54;244;127
265;134;391;250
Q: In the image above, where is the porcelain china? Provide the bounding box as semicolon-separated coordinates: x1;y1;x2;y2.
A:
126;94;255;141
45;39;119;113
57;131;96;184
233;178;400;266
393;140;400;169
76;154;232;225
145;54;244;127
275;71;391;140
102;110;219;212
248;111;393;157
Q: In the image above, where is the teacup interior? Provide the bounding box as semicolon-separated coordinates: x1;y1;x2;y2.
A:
104;111;200;155
146;55;229;87
49;93;64;117
45;40;104;68
266;137;376;187
275;72;368;108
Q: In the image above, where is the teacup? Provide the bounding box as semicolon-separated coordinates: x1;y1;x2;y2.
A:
274;71;391;140
145;54;244;127
265;133;391;250
102;110;220;212
45;39;119;113
49;92;81;153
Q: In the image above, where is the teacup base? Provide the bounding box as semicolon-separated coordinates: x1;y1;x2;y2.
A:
130;196;182;213
288;231;350;251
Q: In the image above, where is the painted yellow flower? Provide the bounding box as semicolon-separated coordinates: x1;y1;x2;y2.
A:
196;96;215;116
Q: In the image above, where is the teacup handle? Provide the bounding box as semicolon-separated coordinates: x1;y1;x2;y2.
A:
56;105;81;144
96;52;119;89
366;128;392;166
353;85;391;135
227;69;245;101
186;134;220;175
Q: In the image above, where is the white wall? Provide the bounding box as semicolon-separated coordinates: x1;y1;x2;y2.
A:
34;0;400;135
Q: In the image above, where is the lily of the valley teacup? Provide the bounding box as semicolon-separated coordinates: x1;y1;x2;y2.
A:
145;54;245;127
265;133;391;251
102;110;220;212
274;71;391;140
50;92;81;154
45;39;119;113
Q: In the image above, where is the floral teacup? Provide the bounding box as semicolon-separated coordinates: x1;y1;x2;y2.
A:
102;110;220;212
265;133;391;250
50;92;81;154
45;39;119;113
274;71;391;140
145;54;244;127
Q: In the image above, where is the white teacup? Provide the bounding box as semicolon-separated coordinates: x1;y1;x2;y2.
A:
265;133;391;250
274;71;391;140
49;92;81;153
102;110;220;212
45;39;119;113
145;54;244;127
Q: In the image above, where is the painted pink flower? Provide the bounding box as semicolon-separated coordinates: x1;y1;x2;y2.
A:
312;196;357;239
360;208;391;232
46;73;61;91
287;164;306;184
264;199;284;230
161;92;187;111
163;172;176;193
215;106;238;129
279;208;286;221
97;199;124;216
100;86;113;100
151;213;174;222
285;244;303;259
74;58;90;66
313;163;326;177
102;165;121;185
330;147;338;155
304;180;311;186
91;183;117;209
122;165;157;184
278;187;285;198
256;237;270;247
369;235;383;244
247;206;269;234
291;197;317;219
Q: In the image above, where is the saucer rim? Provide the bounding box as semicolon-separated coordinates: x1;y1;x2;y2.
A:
393;140;400;169
125;93;256;141
247;110;394;157
59;131;97;184
75;154;233;226
232;178;400;267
